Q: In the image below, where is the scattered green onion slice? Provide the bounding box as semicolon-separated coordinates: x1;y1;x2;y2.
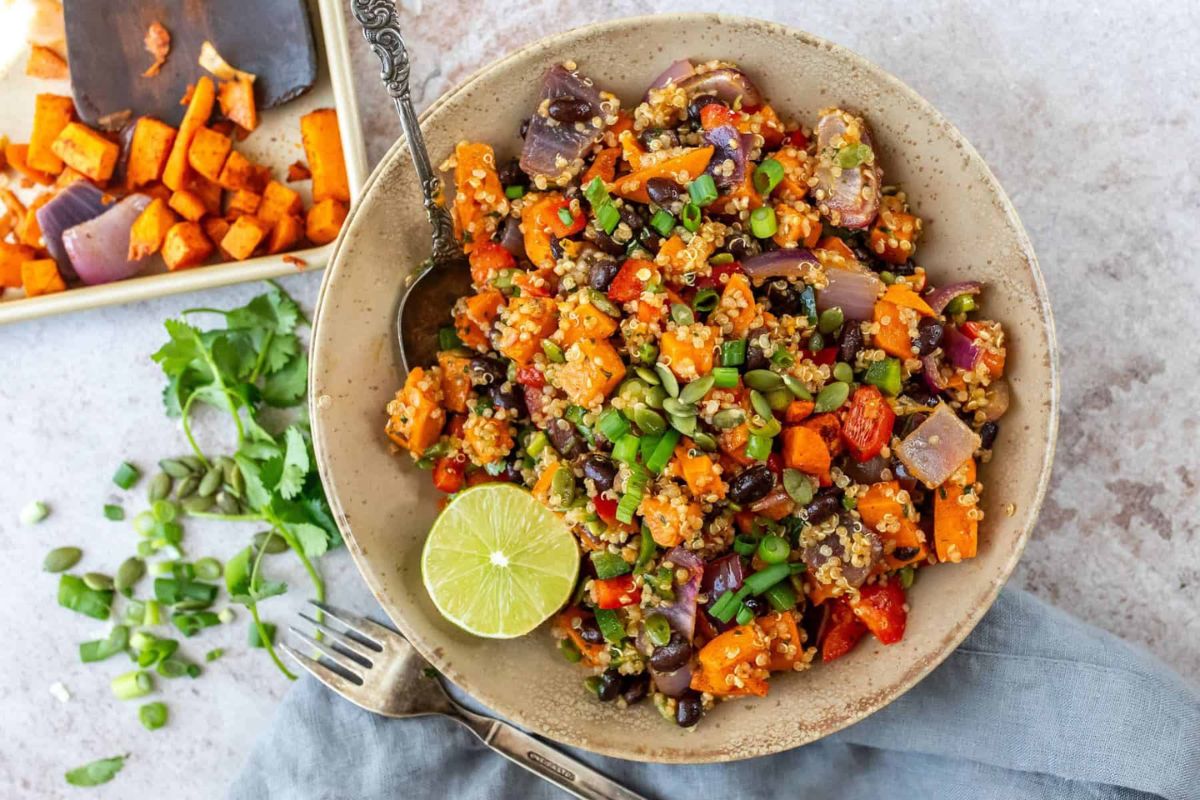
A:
584;176;609;207
945;294;977;315
757;534;791;565
594;608;626;643
692;288;719;314
649;209;675;237
745;433;772;461
681;202;701;232
721;339;747;367
20;500;49;525
112;462;140;490
712;366;740;389
749;206;777;239
437;326;462;351
504;184;525;199
111;669;153;700
743;563;791;595
688;174;718;207
103;504;125;521
557;207;575;227
595;202;620;235
612;433;640;465
590;550;631;580
732;534;759;557
753;158;784;195
139;701;168;731
670;303;694;326
597;408;630;441
764;579;797;611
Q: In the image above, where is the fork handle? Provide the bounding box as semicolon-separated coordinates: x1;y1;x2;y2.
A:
453;708;649;800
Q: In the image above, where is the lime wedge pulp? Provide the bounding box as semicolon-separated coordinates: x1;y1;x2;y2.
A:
421;484;580;638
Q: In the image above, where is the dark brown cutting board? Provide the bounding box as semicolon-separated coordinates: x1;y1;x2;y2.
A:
62;0;318;130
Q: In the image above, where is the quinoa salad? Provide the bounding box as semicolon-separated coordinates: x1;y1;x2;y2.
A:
385;59;1010;729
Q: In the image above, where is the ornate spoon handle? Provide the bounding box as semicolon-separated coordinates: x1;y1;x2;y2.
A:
350;0;460;265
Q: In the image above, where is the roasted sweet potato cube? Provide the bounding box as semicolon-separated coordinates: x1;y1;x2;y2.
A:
220;215;270;260
0;243;36;288
126;118;177;189
202;217;232;255
28;94;74;174
225;189;261;218
128;198;178;260
20;258;65;296
168;189;208;222
187;126;232;183
5;142;53;185
184;173;223;216
257;181;302;225
218;77;257;132
162;221;214;271
163;76;215;191
217;150;269;193
556;338;626;406
26;45;68;80
267;213;304;254
305;198;347;245
300;108;349;202
16;194;51;248
51;122;119;182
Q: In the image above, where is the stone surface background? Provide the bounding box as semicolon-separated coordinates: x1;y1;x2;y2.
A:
0;1;1196;797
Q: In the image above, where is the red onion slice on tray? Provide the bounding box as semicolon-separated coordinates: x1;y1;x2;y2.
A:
519;64;610;184
36;182;116;280
925;281;982;314
814;109;882;229
676;67;765;109
62;194;153;285
894;404;981;488
816;267;884;320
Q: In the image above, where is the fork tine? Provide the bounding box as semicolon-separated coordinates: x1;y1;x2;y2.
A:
308;599;391;645
299;612;384;654
279;642;364;691
289;626;373;671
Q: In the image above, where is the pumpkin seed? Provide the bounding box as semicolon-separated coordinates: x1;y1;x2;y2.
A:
654;364;680;397
633;407;666;436
115;557;146;597
158;459;193;479
744;369;783;391
43;546;82;573
147;472;172;502
179;455;205;472
645;386;667;409
194;557;222;581
215;491;239;515
669;413;697;436
767;388;793;411
748;415;782;438
541;340;565;363
783;469;814;505
198;467;223;498
712;408;746;429
617;378;650;405
814;381;851;413
749;390;774;420
228;463;245;498
833;362;855;384
174;475;200;499
662;397;697;418
818;307;845;335
670;303;694;326
678;374;715;405
83;572;114;591
589;289;621;317
692;431;718;451
634;366;660;385
782;374;812;400
183;495;215;514
550;466;576;506
253;530;289;554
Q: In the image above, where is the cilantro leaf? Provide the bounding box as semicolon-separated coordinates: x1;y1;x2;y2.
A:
263;333;300;374
286;522;330;559
65;755;126;787
279;427;310;500
262;353;308;408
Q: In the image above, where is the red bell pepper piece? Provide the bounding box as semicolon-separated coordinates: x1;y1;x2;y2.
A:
593;494;619;524
766;452;784;478
467;240;516;286
782;129;809;149
607;258;654;303
514;365;545;389
821;597;868;662
432;453;467;494
852;581;908;645
841;385;896;462
543;197;586;238
810;347;838;366
447;414;468;439
693;261;744;290
591;574;641;609
699;103;739;130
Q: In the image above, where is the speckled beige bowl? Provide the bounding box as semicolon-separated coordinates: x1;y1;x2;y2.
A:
309;14;1058;762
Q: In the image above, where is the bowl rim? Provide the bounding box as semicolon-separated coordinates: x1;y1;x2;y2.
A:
311;12;1060;762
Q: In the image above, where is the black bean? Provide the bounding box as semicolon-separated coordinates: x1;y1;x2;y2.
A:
904;386;940;408
578;614;604;644
548;421;585;460
639;228;663;253
744;341;770;372
727;465;777;505
590;228;626;256
469;357;506;387
804;488;842;525
638;127;680;150
648;632;692;672
550;236;566;260
726;233;760;262
597;669;623;702
497;158;524;188
547;97;594;124
675;693;703;727
893;546;921;561
687;93;725;123
742;595;769;617
488;381;524;412
979;421;999;450
915;318;944;356
837;323;864;365
500;459;524;484
588;254;621;292
800;601;829;654
765;279;803;315
646;177;683;206
618;204;644;233
621;674;649;705
890;459;918;492
580;454;618;494
889;259;917;276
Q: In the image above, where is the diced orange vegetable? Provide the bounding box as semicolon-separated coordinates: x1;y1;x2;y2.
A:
759;611;803;671
55;167;89;188
186;126;232;182
168;189;208;222
559;302;617;348
781;425;832;485
801;412;843;458
163;76;215;191
20;258;65;296
300;108;350;202
934;458;978;562
26;45;68;80
0;243;36;288
266;214;304;255
742;103;785;148
16;194;50;248
226;189;261;218
869;196;921;265
437;352;473;414
384;366;446;455
203;217;232;255
556;337;625;405
5;143;54;185
125;117;177;189
659;324;716;379
50;122;119;182
28;94;74;173
673;439;725;500
611;146;714;204
873;299;915;359
617;129;646;170
161;221;213;271
257;181;302;225
467;240;515;287
128;198;178;260
185;173;223;216
858;481;906;530
639;495;701;548
555;608;604;666
580;146;620;185
521;192;576;269
498;295;558;365
455;289;505;350
784;399;815;423
690;623;769;697
305;198;347;245
817;235;858;265
532;461;565;507
716;272;756;338
882;283;934;316
287;161;311;182
218;150;269;193
462;414;516;465
770;147;813;203
220;215;270;260
218;77;257;132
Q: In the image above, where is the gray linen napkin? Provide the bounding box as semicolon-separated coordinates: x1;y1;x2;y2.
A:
229;589;1199;800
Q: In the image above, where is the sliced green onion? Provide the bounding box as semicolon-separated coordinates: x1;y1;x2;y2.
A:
557;207;575;227
615;490;642;524
205;648;225;662
745;433;772;461
721;339;747;367
525;430;548;457
437;326;462;351
139;701;168;731
193;557;222;581
709;590;737;621
638;433;661;463
111;670;153;700
112;462;140;490
594;608;626;643
504;184;526;199
79;625;130;663
584;176;609;207
898;566;916;589
20;500;49;525
565;405;587;427
764;579;797;611
749;206;777;239
945;294;977;315
735;604;755;626
142;600;162;626
757;534;791;565
842;494;857;511
596;408;629;441
744;563;791;595
590;551;631;580
634;527;657;573
558;638;583;662
753;158;784;195
680;202;701;232
173;611;221;637
644;614;671;647
103;504;125;521
770;348;795;368
595;202;620;235
649;209;675;237
732;534;759;557
692;288;719;314
688;174;718;207
710;252;735;265
712;366;740;389
58;575;112;620
645;428;681;474
612;433;640;465
151;499;177;523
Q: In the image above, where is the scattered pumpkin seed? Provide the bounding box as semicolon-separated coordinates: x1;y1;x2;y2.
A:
183;496;215;515
744;369;783;391
147;472;172;502
198;467;223;498
814;381;851;412
633;407;666;436
782;374;813;400
748;415;782;438
712;408;746;429
43;546;82;573
83;572;114;591
670;303;694;326
115;557;146;597
215;491;239;515
541;340;565;363
158;459;192;479
550;466;576;506
678;374;715;405
654;364;679;397
669;413;697;436
179;455;205;472
692;431;718;451
634;366;660;385
749;390;774;420
818;307;845;335
662;397;697;418
194;557;222;581
645;386;667;409
174;475;200;500
833;362;855;384
783;469;814;505
766;388;793;411
253;530;289;554
589;289;621;317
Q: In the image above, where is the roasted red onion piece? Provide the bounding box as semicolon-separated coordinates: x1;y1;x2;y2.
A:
814;109;882;229
519;64;609;184
702;125;749;191
742;248;821;280
676;67;764;109
921;352;950;392
983;378;1011;421
816;266;884;320
644;59;694;97
700;553;744;631
651;663;694;698
657;546;703;641
36;182;114;279
498;215;524;259
894;404;981;488
62;194;153;285
943;325;983;370
925;281;983;314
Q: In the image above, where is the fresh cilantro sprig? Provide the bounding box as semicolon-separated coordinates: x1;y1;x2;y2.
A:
151;282;338;678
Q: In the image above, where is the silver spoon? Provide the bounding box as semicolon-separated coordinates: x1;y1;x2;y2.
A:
351;0;473;373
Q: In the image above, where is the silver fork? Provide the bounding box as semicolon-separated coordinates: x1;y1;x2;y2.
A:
281;600;649;800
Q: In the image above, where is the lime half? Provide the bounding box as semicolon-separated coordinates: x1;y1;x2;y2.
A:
421;483;580;638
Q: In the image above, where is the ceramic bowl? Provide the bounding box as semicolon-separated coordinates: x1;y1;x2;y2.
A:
309;13;1058;762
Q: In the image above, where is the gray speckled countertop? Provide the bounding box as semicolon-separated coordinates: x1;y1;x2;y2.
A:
0;1;1196;797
